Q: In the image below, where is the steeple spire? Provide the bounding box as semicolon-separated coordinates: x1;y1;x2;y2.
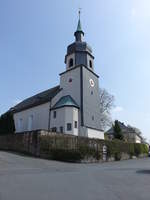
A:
76;9;82;32
74;9;84;42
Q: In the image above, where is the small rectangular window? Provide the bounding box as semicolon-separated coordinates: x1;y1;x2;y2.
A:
28;115;33;131
67;123;72;131
53;111;56;118
18;118;23;131
60;126;63;133
52;127;57;132
74;121;78;128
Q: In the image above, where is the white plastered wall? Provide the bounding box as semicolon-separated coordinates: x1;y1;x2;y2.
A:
135;135;142;143
60;67;81;130
50;107;79;136
14;102;50;133
87;128;104;139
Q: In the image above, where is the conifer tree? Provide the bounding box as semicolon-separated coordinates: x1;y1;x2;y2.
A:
113;120;124;140
0;111;15;134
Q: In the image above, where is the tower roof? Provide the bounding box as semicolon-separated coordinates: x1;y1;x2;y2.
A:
76;18;82;32
74;9;84;41
76;9;83;32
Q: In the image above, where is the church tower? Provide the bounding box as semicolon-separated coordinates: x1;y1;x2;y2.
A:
58;11;104;138
65;11;94;72
13;11;104;139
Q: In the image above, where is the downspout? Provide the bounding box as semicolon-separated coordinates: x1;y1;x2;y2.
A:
48;98;52;131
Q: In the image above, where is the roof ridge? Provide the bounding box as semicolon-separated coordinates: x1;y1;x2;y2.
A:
13;85;60;107
12;85;61;113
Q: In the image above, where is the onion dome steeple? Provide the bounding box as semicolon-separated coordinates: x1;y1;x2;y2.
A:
74;9;84;42
64;10;94;71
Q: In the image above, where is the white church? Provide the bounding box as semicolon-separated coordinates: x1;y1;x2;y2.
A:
12;13;104;139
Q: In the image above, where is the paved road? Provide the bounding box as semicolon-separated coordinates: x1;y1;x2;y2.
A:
0;151;150;200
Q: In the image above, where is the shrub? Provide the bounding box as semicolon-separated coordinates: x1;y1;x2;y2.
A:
0;111;15;135
138;144;149;155
50;149;82;162
0;132;149;162
114;152;121;161
128;143;135;158
78;145;100;160
134;144;142;156
39;135;50;154
105;140;148;160
105;140;123;158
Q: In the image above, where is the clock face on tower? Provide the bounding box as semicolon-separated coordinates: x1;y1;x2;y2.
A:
89;78;95;87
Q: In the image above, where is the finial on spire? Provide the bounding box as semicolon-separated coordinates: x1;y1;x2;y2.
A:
74;8;84;41
78;8;81;20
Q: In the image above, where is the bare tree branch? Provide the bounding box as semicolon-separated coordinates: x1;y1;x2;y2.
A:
99;88;115;130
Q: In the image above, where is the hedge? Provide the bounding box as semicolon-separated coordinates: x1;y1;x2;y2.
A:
105;140;149;160
39;135;149;162
0;132;148;162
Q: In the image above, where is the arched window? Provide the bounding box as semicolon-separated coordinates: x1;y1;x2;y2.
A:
69;58;73;68
89;60;92;68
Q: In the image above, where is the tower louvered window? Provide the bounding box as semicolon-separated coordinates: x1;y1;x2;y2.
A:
69;58;73;68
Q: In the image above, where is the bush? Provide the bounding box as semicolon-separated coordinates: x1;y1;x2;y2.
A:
114;152;121;161
105;140;148;160
50;149;82;162
78;145;101;160
134;144;142;156
105;140;123;157
39;135;50;154
0;111;15;135
128;143;135;157
142;144;149;154
0;132;149;162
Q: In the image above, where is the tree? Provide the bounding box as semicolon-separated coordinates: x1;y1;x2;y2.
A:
113;120;124;140
99;88;114;130
0;111;15;135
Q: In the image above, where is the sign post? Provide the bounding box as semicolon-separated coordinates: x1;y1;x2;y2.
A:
103;145;107;161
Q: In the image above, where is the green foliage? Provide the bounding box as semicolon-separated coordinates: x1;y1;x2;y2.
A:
39;135;102;161
113;120;124;140
105;139;148;160
128;143;135;157
104;133;109;140
134;143;148;156
105;140;124;160
0;132;148;162
114;152;121;161
50;149;82;162
78;144;101;160
134;144;142;156
39;134;148;162
0;112;15;135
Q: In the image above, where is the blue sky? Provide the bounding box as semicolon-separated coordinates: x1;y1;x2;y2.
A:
0;0;150;140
